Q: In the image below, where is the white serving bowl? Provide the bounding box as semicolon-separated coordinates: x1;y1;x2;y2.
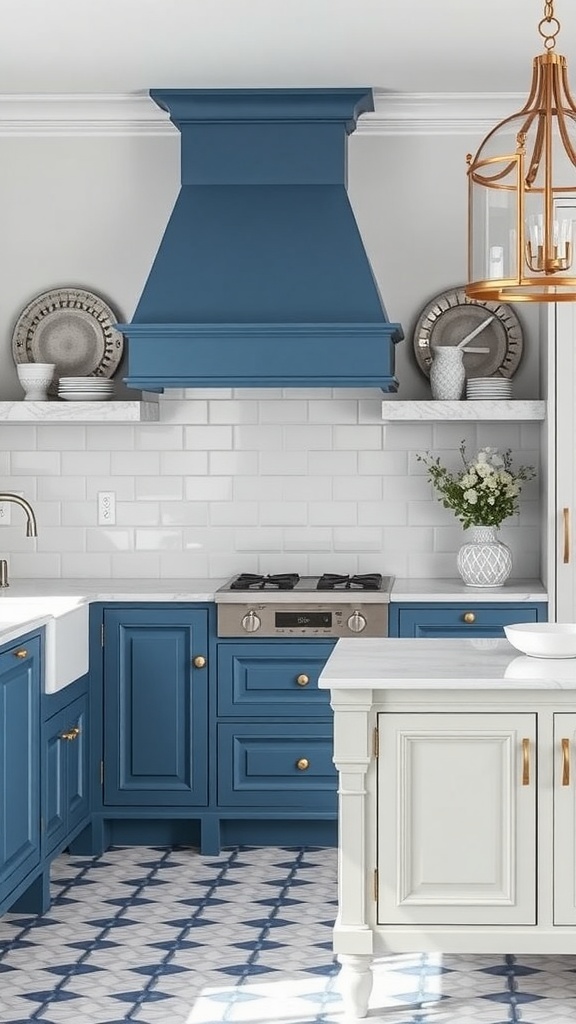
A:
504;622;576;659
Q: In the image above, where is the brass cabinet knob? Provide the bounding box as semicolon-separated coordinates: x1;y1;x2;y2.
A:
193;655;206;669
296;757;310;771
14;649;28;659
462;612;476;624
61;726;80;742
296;674;309;687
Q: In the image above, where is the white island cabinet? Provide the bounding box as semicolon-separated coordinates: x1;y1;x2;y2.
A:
318;637;576;1019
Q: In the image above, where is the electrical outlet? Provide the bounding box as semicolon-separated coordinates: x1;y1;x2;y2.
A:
0;501;11;525
98;491;116;526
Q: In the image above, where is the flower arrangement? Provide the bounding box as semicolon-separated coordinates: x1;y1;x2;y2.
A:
416;442;536;529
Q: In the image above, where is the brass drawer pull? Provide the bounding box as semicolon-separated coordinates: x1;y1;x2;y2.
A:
61;726;80;742
193;655;206;669
462;612;476;624
563;507;571;564
522;737;531;785
14;649;28;659
296;758;310;771
562;738;571;786
296;674;309;687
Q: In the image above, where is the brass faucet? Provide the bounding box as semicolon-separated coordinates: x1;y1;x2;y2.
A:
0;493;38;588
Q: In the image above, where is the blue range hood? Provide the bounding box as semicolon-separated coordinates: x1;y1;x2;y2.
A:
120;88;403;391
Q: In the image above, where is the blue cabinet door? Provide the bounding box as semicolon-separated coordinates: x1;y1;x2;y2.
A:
0;635;41;901
389;602;548;638
43;693;89;857
217;640;335;716
103;607;209;806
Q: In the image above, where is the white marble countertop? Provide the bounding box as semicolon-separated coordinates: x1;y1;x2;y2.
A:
318;637;576;690
390;578;547;602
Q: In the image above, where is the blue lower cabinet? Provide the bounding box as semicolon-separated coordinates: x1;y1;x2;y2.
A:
217;641;335;715
0;635;41;909
389;601;548;638
218;722;337;809
43;693;89;857
103;607;209;806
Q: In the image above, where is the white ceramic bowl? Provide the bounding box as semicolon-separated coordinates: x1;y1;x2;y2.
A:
504;622;576;659
16;363;55;401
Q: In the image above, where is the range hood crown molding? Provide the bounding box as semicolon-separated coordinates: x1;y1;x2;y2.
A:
120;88;403;392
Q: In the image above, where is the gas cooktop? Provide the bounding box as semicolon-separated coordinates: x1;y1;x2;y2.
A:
215;572;394;605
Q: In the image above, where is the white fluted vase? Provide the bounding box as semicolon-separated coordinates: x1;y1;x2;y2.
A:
429;346;465;401
457;525;512;588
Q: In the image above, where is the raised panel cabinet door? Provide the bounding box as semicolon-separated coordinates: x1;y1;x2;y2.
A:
217;641;335;716
103;608;209;806
377;712;537;926
0;637;41;895
389;603;547;638
43;695;89;856
553;713;576;924
553;303;576;621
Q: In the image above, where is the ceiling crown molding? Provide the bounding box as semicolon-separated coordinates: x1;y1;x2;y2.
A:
0;90;526;137
358;90;527;135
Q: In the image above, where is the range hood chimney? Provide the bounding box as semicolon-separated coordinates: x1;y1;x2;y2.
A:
120;88;403;391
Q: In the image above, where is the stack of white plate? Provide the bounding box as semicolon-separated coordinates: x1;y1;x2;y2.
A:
466;377;513;400
58;376;115;401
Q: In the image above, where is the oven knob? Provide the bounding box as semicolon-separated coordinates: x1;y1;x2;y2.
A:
241;610;262;634
347;610;367;633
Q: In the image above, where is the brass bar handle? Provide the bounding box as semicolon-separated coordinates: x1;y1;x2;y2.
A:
562;738;571;786
462;612;476;624
296;758;310;771
61;726;80;742
563;507;571;564
296;674;310;687
14;649;28;659
193;655;206;669
522;738;530;786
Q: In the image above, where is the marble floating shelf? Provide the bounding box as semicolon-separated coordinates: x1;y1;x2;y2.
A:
381;400;546;422
0;398;160;423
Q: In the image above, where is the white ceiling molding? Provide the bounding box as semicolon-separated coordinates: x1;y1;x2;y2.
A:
0;93;176;136
358;90;527;135
0;90;525;137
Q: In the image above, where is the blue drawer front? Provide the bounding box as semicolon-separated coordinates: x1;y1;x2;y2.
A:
217;641;335;716
389;602;548;638
218;722;337;808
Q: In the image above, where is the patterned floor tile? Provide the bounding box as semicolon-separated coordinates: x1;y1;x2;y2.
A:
1;846;576;1024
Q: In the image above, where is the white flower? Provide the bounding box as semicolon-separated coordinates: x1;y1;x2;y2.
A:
474;462;492;479
464;488;478;504
488;496;496;505
476;451;488;463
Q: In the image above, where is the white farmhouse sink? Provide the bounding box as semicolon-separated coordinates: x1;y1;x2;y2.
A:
0;596;89;692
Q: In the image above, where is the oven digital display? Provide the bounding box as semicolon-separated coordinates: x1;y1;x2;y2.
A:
275;611;332;628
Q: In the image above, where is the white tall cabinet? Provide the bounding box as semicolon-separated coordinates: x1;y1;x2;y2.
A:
549;302;576;621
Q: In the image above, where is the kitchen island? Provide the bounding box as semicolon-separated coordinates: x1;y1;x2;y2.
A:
318;637;576;1018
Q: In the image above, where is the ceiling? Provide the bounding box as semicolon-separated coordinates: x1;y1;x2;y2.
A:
0;0;574;97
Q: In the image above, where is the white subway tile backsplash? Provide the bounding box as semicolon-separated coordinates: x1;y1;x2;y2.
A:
0;393;543;580
135;425;184;450
135;477;182;501
208;400;258;424
184;477;233;501
283;425;333;450
259;451;308;476
111;451;160;476
135;529;183;551
86;425;135;450
333;425;383;450
10;451;60;476
333;527;383;552
260;502;307;526
61;451;110;476
37;527;85;553
184;425;233;449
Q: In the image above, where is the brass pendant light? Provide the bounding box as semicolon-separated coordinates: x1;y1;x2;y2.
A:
467;1;576;302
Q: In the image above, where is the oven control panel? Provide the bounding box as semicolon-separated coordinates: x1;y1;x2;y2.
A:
218;603;388;638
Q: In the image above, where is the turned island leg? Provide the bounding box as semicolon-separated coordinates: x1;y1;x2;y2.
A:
338;953;373;1018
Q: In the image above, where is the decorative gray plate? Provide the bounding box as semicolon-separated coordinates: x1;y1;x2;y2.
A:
12;287;124;396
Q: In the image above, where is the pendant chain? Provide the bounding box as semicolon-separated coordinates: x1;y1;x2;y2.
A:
539;1;560;50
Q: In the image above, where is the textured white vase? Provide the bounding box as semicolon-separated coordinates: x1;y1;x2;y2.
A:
430;346;465;401
457;525;512;588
